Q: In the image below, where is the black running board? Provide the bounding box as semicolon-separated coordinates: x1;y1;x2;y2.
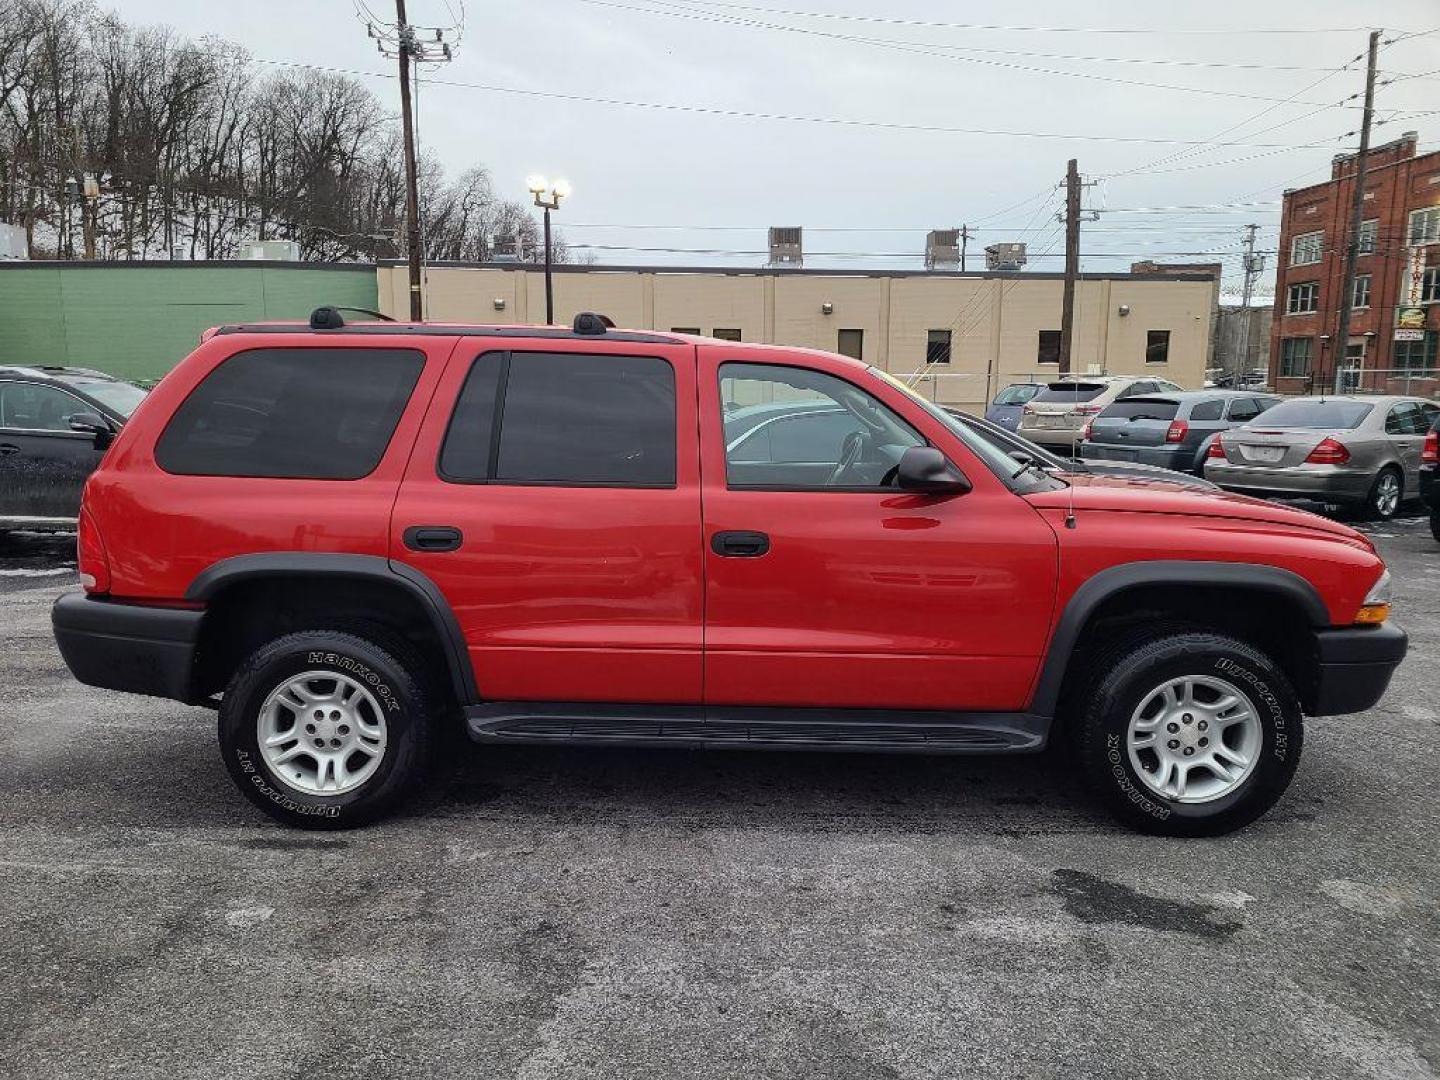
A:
465;703;1049;754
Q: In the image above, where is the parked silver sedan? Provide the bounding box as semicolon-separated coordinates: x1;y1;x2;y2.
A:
1204;395;1440;520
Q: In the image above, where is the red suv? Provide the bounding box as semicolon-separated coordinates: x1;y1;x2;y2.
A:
52;310;1406;835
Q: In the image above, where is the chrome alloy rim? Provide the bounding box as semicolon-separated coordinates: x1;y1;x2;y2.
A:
257;671;388;796
1126;675;1262;804
1375;472;1401;517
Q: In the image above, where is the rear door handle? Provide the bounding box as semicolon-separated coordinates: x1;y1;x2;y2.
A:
403;525;463;552
711;530;770;558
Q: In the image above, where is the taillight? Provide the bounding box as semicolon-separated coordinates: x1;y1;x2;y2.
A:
76;507;111;594
1165;419;1189;444
1206;440;1226;460
1081;419;1094;441
1424;430;1438;464
1305;437;1350;465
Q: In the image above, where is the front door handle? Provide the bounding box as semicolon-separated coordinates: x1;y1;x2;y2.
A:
403;525;463;552
711;530;770;558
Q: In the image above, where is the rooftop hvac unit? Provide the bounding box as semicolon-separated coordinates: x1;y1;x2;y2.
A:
239;239;302;262
768;226;802;267
0;223;28;260
985;242;1027;271
490;233;521;263
925;229;960;271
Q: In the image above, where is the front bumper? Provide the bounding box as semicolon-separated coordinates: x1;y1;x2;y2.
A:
1203;462;1371;503
1308;622;1407;716
52;592;202;701
1081;443;1192;472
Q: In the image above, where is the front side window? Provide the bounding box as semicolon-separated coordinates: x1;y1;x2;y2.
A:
1287;282;1319;315
1290;230;1324;266
0;381;91;432
720;362;921;489
1037;330;1061;365
1352;274;1371;309
155;348;424;479
926;329;952;365
1279;337;1312;378
1145;330;1171;365
440;351;676;487
1409;206;1440;246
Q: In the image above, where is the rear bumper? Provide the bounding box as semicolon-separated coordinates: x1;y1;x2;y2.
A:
52;592;201;701
1421;465;1438;511
1018;425;1085;449
1308;623;1407;716
1081;443;1192;472
1203;462;1371;502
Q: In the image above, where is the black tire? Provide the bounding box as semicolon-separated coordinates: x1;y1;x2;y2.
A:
1363;466;1403;521
1430;507;1440;544
218;630;438;829
1073;631;1303;837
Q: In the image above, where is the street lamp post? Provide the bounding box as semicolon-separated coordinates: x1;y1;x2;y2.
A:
527;176;570;324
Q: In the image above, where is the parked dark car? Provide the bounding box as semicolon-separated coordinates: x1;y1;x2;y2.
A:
983;382;1042;431
947;408;1218;490
0;365;147;530
1422;409;1438;542
1081;390;1280;475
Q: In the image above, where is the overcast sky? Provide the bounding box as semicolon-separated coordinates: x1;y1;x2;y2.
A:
111;0;1438;295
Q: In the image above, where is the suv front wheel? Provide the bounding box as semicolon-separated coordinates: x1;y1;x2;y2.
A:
218;630;438;829
1074;631;1303;836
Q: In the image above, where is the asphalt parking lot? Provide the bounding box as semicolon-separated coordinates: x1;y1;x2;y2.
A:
1;517;1437;1080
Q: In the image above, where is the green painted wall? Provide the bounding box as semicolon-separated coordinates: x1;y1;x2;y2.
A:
0;263;378;381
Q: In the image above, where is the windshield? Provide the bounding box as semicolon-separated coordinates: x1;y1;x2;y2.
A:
64;377;148;418
1250;400;1374;430
1099;399;1179;421
1034;382;1106;403
993;384;1040;406
870;368;1065;493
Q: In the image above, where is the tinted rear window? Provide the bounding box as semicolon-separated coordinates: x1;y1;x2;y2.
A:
1035;382;1106;403
1098;398;1179;421
1252;400;1374;430
440;351;676;487
155;347;423;479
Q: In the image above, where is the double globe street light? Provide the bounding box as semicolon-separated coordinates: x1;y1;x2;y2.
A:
527;175;571;325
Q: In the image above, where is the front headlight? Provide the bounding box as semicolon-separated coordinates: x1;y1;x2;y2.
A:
1356;568;1391;624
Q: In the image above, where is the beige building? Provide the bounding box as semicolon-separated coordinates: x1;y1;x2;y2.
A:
377;262;1217;414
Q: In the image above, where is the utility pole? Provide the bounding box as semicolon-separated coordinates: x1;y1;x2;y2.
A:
960;224;969;272
1239;223;1264;385
365;4;459;321
1334;29;1381;392
1058;159;1081;375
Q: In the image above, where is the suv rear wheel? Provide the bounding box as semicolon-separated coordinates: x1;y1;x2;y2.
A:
1074;631;1302;836
218;630;438;829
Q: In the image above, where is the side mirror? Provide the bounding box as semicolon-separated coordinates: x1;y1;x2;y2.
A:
896;446;971;495
68;412;114;449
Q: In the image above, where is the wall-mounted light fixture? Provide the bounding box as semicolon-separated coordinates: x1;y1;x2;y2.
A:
1117;304;1131;317
821;302;834;315
493;297;506;311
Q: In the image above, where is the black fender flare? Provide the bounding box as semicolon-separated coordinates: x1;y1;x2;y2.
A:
1029;560;1329;718
185;552;478;706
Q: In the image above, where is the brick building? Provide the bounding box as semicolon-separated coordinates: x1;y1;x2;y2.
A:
1270;131;1440;395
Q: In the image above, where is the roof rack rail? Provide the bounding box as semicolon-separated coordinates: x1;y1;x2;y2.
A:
572;311;614;336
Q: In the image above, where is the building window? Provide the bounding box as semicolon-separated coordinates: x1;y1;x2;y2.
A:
1423;266;1439;304
1409;206;1440;246
1352;274;1371;309
1394;331;1438;374
670;327;700;335
1036;330;1061;365
1357;219;1377;254
1279;337;1313;378
1286;281;1319;315
837;329;864;360
1290;230;1324;266
1145;330;1171;365
712;328;742;341
925;329;952;365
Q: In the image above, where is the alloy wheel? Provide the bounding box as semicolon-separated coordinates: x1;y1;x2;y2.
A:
1126;674;1262;804
257;670;389;795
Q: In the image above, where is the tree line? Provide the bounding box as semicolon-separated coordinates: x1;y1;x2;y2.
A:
0;0;559;262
